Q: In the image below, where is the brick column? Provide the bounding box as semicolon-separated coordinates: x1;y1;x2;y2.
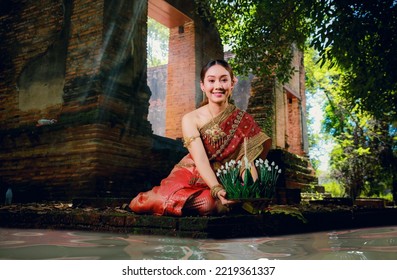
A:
165;21;196;139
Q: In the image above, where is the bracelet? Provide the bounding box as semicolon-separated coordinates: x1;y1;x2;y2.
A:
183;135;200;148
210;184;225;199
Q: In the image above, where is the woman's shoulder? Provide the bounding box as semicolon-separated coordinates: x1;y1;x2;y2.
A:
183;107;202;120
182;106;208;126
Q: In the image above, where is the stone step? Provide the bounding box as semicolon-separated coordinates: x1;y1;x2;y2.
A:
267;149;311;169
1;201;397;238
72;197;130;209
283;169;318;186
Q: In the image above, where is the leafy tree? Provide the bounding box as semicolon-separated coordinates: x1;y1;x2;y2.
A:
306;45;396;200
304;45;339;172
147;18;169;67
309;0;397;122
197;0;312;84
200;0;397;121
327;106;396;200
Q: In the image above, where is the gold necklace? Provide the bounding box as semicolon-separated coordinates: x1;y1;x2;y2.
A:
204;105;228;147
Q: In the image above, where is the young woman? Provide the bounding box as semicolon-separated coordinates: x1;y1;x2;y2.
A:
129;59;271;216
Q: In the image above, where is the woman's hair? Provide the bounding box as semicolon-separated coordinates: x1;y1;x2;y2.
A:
200;59;235;107
200;59;235;83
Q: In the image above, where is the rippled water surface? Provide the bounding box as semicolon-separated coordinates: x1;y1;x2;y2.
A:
1;226;397;260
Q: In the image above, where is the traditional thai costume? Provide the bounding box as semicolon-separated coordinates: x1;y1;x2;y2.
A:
129;104;270;216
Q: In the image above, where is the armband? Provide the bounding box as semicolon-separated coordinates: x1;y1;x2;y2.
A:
183;135;200;148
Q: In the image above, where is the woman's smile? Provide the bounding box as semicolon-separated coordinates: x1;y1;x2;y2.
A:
212;90;225;97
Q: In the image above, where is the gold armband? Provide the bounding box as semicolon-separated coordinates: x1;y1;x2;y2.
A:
183;135;200;148
210;184;225;199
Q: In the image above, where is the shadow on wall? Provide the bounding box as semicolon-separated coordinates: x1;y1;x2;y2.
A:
16;0;72;113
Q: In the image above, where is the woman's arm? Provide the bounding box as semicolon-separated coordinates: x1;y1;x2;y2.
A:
181;113;229;204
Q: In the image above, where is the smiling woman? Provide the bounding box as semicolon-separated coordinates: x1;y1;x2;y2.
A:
129;59;271;216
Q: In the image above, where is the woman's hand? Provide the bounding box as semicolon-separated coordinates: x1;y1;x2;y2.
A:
216;189;236;206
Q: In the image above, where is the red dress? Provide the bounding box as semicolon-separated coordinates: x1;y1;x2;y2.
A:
129;105;270;216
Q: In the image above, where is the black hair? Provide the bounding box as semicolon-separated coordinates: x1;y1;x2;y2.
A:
199;59;235;107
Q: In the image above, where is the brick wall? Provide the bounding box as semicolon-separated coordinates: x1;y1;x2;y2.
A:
165;21;196;139
287;96;303;156
0;0;156;202
0;0;65;128
247;77;276;139
163;0;224;139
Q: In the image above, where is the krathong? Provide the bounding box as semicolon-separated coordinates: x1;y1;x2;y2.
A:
216;138;281;200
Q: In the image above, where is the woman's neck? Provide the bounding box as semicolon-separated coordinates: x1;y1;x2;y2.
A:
208;102;228;116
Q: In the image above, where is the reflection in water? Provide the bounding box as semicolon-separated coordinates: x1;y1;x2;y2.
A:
0;226;397;260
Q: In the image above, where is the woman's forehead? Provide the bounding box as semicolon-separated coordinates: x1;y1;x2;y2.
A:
205;64;230;78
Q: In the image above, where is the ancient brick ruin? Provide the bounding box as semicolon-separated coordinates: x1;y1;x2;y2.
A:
0;0;316;204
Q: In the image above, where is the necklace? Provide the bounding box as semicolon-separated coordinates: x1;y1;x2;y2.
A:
204;105;228;147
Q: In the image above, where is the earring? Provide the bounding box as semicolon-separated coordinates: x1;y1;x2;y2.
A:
228;91;233;102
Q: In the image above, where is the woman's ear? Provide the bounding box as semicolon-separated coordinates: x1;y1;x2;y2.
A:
231;77;238;90
200;81;205;92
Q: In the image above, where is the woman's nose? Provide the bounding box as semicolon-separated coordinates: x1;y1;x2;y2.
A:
214;80;223;89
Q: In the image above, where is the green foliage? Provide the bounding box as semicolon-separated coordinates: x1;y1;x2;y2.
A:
216;159;258;199
199;0;397;121
216;158;281;199
309;0;397;121
197;0;313;83
264;205;308;224
322;180;345;198
255;159;279;198
328;109;396;199
304;45;338;171
305;46;396;201
147;18;169;67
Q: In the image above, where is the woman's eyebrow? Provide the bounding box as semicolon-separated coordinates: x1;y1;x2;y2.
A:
206;74;229;78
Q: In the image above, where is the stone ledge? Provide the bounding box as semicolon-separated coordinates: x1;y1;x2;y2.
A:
1;202;397;239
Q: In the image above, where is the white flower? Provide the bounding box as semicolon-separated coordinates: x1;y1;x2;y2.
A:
221;165;224;170
268;167;271;172
271;161;275;166
278;169;282;173
259;158;264;164
275;165;279;170
223;170;227;174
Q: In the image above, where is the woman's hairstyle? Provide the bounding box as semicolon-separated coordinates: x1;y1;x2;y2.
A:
200;59;235;107
200;59;235;83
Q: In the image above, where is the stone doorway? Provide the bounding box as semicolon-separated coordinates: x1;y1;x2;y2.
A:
147;0;194;139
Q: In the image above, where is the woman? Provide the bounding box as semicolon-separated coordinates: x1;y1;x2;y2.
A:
129;59;271;216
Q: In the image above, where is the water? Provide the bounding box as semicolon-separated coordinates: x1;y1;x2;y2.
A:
1;226;397;260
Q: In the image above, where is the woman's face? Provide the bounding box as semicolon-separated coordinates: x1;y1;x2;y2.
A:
201;64;235;104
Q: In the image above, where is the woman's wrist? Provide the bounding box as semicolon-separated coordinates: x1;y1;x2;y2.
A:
210;184;224;199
